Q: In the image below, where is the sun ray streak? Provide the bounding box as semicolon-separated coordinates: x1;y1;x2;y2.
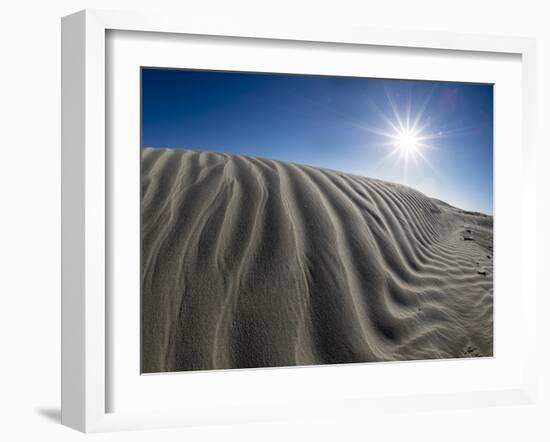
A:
412;85;437;129
369;84;443;186
383;83;405;131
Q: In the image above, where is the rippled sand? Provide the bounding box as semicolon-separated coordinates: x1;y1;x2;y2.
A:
141;148;493;373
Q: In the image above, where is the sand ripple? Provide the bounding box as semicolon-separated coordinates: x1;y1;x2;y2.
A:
141;148;493;373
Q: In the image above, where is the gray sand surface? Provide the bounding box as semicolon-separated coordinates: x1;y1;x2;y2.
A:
141;148;493;373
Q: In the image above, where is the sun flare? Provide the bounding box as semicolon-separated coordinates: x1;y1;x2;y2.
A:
363;84;445;181
395;128;421;156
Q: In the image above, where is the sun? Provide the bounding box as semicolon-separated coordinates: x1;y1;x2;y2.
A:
395;128;421;156
364;84;442;178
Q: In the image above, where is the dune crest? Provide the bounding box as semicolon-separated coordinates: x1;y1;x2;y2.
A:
141;148;493;373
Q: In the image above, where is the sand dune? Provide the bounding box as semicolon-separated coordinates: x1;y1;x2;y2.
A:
141;148;493;373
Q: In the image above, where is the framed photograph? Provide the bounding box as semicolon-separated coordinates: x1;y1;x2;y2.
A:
61;9;537;432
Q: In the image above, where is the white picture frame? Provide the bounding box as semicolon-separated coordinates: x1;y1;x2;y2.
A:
61;9;537;433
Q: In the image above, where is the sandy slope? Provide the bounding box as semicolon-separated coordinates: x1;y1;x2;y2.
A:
141;148;493;373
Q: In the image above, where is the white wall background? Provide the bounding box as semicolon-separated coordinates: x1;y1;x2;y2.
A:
0;1;547;440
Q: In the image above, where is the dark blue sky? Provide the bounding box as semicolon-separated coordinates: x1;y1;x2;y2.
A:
142;68;493;214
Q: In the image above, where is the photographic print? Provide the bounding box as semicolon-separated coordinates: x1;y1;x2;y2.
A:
140;68;493;374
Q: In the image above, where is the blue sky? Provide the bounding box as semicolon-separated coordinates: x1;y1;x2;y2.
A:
142;68;493;214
